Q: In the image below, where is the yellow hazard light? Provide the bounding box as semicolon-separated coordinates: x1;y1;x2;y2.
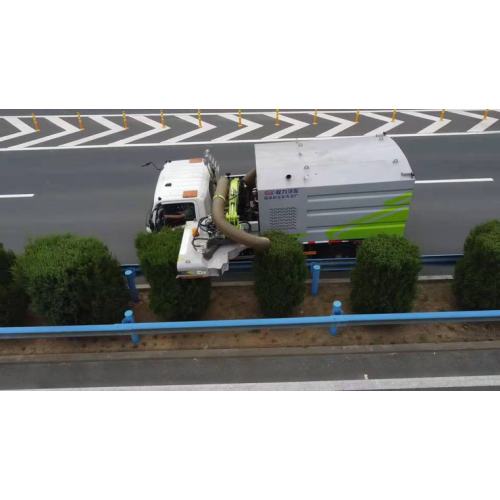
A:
183;190;198;198
189;158;203;163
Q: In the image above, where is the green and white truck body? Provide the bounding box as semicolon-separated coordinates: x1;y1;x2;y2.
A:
255;136;414;244
148;136;415;277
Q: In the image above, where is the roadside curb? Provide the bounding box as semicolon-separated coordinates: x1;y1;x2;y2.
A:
2;339;500;365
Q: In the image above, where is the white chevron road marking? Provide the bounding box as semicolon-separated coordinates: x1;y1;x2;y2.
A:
315;112;357;137
402;110;451;134
362;112;404;136
111;114;169;145
162;114;216;143
0;117;37;143
63;116;125;147
9;116;80;149
447;109;498;132
216;113;263;141
262;113;309;140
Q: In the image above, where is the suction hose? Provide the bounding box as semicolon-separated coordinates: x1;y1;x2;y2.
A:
212;175;271;252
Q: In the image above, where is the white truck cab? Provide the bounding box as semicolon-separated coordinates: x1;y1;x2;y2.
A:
147;157;213;232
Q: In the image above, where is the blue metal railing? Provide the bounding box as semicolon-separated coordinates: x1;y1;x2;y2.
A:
1;308;499;341
121;253;462;276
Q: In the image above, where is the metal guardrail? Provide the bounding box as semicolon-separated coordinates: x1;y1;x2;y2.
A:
0;309;499;341
121;254;463;276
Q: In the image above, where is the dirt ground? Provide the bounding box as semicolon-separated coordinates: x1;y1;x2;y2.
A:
1;281;499;356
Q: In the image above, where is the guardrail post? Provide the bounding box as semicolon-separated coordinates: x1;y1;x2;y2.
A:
122;309;140;346
76;112;85;130
311;264;321;296
31;113;40;132
124;268;139;303
330;300;343;336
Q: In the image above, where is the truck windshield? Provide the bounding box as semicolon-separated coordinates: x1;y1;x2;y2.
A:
158;202;196;228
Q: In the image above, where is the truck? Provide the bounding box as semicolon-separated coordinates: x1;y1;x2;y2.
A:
146;135;415;278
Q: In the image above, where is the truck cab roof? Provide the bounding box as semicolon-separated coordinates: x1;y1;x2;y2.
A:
153;158;211;205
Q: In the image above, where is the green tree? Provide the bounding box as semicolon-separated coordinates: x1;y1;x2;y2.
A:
135;229;211;320
350;234;421;313
254;231;307;316
0;243;28;326
15;234;129;325
454;220;500;309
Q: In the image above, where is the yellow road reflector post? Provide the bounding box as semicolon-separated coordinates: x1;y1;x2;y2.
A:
160;110;166;128
483;109;489;120
31;113;40;132
391;109;397;122
275;108;280;127
313;109;318;126
354;110;360;123
440;109;446;121
122;111;128;129
197;109;202;128
77;112;84;130
238;109;243;128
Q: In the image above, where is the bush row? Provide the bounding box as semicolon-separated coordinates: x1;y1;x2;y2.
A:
2;220;500;328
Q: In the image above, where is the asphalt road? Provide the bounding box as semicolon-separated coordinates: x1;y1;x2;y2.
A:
3;343;500;390
1;134;499;263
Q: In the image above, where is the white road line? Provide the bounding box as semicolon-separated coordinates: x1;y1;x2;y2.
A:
62;116;125;147
162;113;216;143
6;109;497;119
64;374;500;391
9;117;80;149
0;193;35;199
362;111;404;135
315;112;357;137
0;117;37;143
448;109;499;132
111;114;168;145
262;112;309;140
216;113;263;141
402;110;451;134
416;178;494;184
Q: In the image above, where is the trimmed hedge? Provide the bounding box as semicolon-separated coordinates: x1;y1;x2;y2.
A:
15;234;129;325
135;229;211;320
350;234;421;313
254;231;307;316
0;243;28;326
454;220;500;309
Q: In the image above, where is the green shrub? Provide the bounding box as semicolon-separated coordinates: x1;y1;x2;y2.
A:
350;234;421;313
0;244;28;326
454;220;500;309
135;229;211;320
15;234;129;325
254;231;307;316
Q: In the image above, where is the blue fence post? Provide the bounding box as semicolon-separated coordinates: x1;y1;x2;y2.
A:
330;300;343;336
122;309;140;346
311;264;321;296
124;268;139;303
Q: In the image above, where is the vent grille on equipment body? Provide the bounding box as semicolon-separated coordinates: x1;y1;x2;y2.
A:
269;207;297;230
